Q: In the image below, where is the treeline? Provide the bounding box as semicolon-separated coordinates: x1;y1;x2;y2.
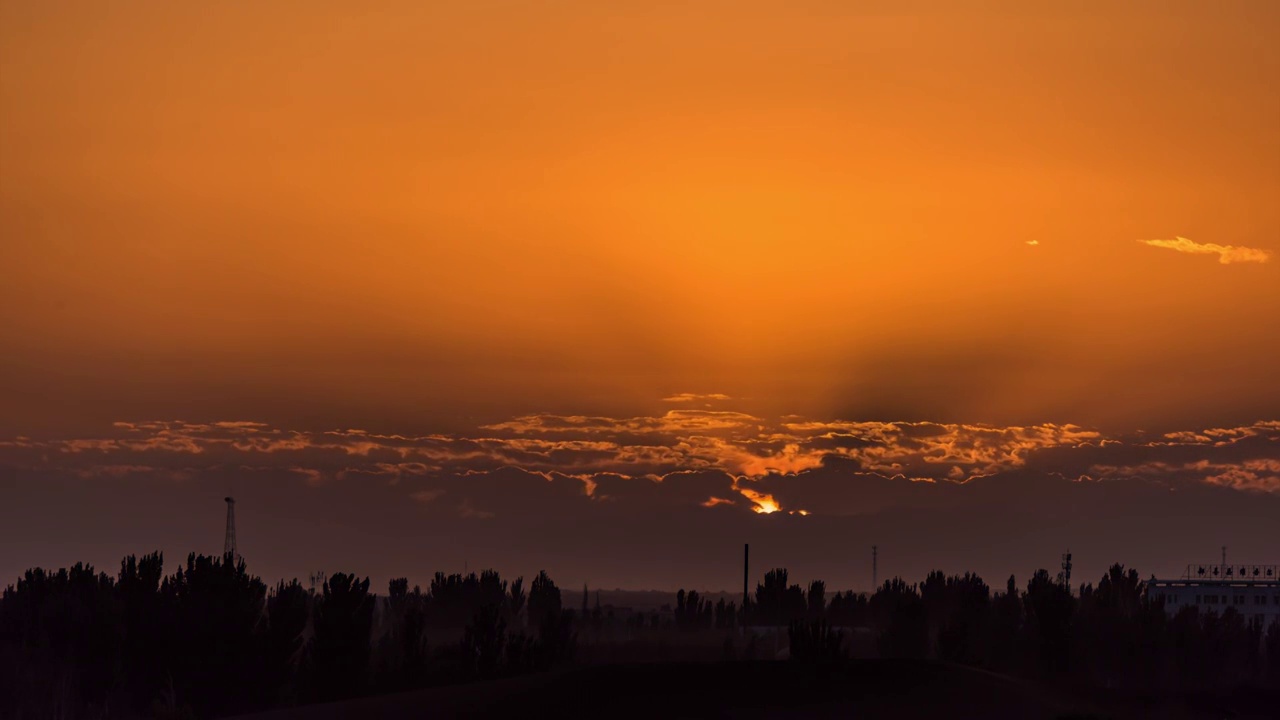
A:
723;566;1280;693
0;553;576;720
4;556;1279;719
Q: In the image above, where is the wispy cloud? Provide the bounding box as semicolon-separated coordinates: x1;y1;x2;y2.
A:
662;393;732;403
1089;457;1280;495
288;467;324;486
1138;236;1271;264
410;488;445;504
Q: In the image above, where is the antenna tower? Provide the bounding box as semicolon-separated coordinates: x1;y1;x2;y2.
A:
223;497;237;559
1060;550;1073;589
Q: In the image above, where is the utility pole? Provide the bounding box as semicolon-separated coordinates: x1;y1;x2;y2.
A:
872;545;878;591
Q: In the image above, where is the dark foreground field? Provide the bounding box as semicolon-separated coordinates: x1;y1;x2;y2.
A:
229;659;1277;720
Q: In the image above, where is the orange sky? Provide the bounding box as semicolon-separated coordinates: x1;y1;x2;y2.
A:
2;0;1278;435
3;1;1280;589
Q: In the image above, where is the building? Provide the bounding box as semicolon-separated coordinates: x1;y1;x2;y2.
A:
1149;563;1280;628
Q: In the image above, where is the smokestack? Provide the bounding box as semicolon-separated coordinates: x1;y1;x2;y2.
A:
223;497;237;560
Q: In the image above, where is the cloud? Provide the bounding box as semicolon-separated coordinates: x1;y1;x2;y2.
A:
483;410;761;436
289;467;324;486
1085;457;1280;495
679;436;827;477
662;393;732;403
1026;240;1039;246
457;499;495;520
735;484;781;514
2;414;1278;522
343;462;438;485
590;470;737;509
1138;236;1271;264
410;488;445;504
1201;459;1280;494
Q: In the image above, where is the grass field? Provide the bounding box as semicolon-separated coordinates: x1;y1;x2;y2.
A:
230;658;1268;719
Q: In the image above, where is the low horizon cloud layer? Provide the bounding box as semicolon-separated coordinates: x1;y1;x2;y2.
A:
5;411;1279;511
4;402;1278;591
1138;237;1272;264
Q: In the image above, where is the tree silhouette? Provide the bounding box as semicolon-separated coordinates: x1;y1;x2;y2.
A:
1265;620;1280;686
870;578;927;658
264;579;310;704
461;604;509;678
477;570;509;617
675;589;714;631
755;568;788;626
310;572;373;702
713;598;738;629
754;568;806;626
4;551;1277;718
395;584;431;689
827;590;869;627
428;571;506;628
1023;569;1073;676
162;553;268;717
918;572;990;666
1072;564;1161;688
532;604;576;670
508;576;526;625
807;580;826;620
528;570;562;629
118;552;166;710
0;563;119;716
789;618;845;664
989;575;1022;671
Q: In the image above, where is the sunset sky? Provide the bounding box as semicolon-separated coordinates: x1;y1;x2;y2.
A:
2;1;1278;592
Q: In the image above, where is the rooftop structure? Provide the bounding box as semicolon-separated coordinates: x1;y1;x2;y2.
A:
1150;563;1280;627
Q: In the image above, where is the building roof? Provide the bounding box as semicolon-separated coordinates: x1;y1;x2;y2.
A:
1154;564;1278;585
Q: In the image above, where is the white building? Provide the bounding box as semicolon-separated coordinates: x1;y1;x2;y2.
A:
1149;564;1280;628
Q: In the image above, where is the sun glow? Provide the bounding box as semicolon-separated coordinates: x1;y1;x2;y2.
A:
736;486;781;514
753;499;780;514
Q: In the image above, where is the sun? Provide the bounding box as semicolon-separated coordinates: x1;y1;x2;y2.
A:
753;498;780;514
736;486;780;514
